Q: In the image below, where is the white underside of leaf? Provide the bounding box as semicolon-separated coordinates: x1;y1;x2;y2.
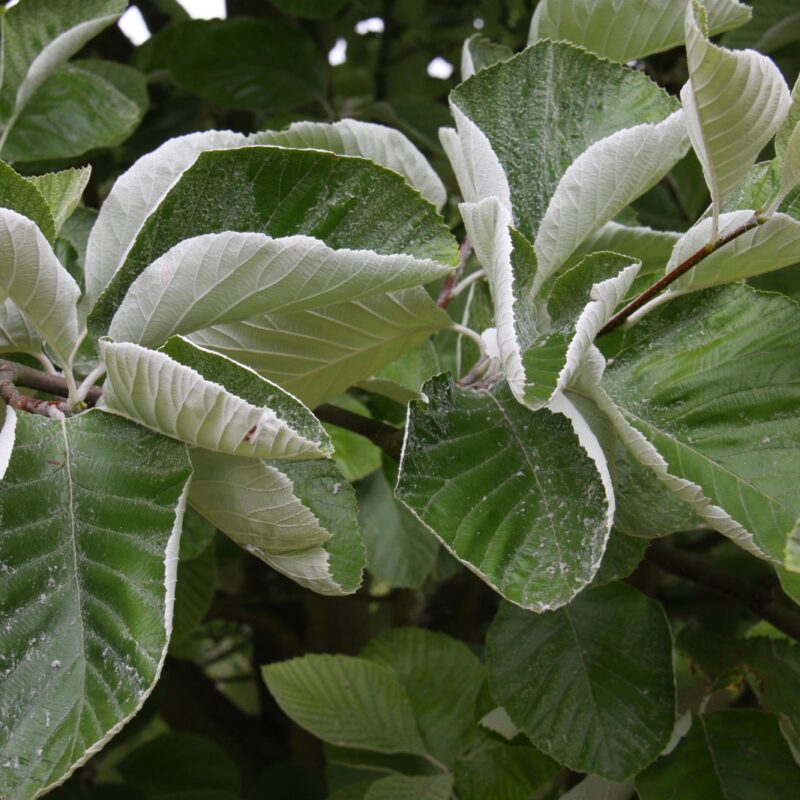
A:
0;209;80;367
252;119;446;211
460;198;527;400
0;298;41;355
0;405;16;481
534;110;689;278
681;2;790;227
99;339;328;460
671;211;800;291
83;130;249;309
108;231;451;348
444;104;512;213
589;378;767;560
771;122;800;212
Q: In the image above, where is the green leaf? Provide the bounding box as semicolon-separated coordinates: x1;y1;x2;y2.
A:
0;0;125;152
0;409;191;799
0;299;41;357
361;627;486;766
0;208;80;367
363;774;453;800
171;532;216;645
787;521;800;572
591;529;649;587
189;288;451;410
356;341;442;404
486;584;676;781
449;40;677;242
559;775;634;800
356;469;438;590
597;285;800;562
163;18;325;112
99;336;331;460
460;34;514;80
262;655;428;756
636;710;800;799
89;145;457;336
723;0;800;52
681;0;791;234
107;231;451;350
253;119;447;210
0;159;56;242
267;0;350;18
529;0;751;61
84;130;249;311
189;448;364;594
396;375;614;612
27;167;90;235
2;61;147;163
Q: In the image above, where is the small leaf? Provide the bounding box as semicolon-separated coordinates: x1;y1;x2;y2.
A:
99;336;331;460
364;774;453;800
486;584;675;780
461;34;514;80
0;160;56;242
262;655;428;755
27;167;91;234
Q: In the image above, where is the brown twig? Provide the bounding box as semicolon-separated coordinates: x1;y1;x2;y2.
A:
0;357;102;405
597;215;762;338
438;237;472;309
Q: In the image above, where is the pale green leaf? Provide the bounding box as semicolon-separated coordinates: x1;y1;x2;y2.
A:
99;336;331;460
771;77;800;213
0;299;41;357
681;1;790;234
396;375;613;612
786;521;800;572
362;627;486;766
461;34;513;80
449;40;677;242
365;774;453;800
0;402;16;480
534;110;689;278
189;448;364;594
0;208;80;367
597;285;800;562
253;119;447;210
529;0;751;61
486;584;675;781
0;409;191;800
84;130;250;311
27;168;91;235
0;160;56;243
356;341;442;404
108;231;451;349
262;654;428;756
636;711;800;799
189;288;450;410
560;776;634;800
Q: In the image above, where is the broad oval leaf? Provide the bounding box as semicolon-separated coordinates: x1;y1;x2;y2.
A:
396;375;613;612
598;285;800;561
99;336;331;460
529;0;751;61
486;584;676;781
0;208;80;367
0;409;191;800
108;231;451;349
189;448;365;595
253;119;447;210
83;129;250;310
262;654;428;756
681;0;790;232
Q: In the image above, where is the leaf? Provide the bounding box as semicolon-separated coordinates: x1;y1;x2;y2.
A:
486;584;676;781
0;0;125;152
189;288;451;410
559;775;635;800
188;448;364;595
107;231;451;349
461;34;514;80
533;111;689;278
597;285;800;562
529;0;751;62
636;711;800;799
253;119;447;211
0;410;191;800
262;655;428;756
449;40;677;242
0;299;41;357
591;529;649;587
27;168;91;235
0;160;56;243
84;129;250;311
396;375;613;612
364;774;453;800
0;403;16;481
164;18;325;113
681;0;791;234
723;0;800;52
267;0;350;19
787;521;800;572
99;336;331;460
770;76;800;212
2;61;147;163
356;341;442;404
361;627;486;766
356;469;439;590
0;208;80;367
89;144;457;335
170;532;216;645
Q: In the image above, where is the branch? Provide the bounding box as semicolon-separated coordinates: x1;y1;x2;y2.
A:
647;540;800;642
0;357;102;405
597;215;762;338
315;403;404;461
